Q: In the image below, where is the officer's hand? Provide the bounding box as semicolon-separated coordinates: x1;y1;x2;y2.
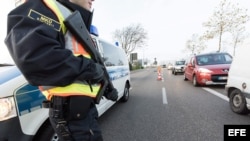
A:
104;88;118;101
90;63;104;84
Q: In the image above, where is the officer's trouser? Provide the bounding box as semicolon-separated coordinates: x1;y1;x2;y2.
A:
49;96;103;141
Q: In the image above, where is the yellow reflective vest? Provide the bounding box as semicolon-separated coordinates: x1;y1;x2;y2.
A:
39;0;101;100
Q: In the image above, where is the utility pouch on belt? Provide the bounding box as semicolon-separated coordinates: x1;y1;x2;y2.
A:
51;96;67;119
66;96;92;120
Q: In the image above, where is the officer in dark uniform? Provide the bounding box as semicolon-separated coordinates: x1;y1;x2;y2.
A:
5;0;117;141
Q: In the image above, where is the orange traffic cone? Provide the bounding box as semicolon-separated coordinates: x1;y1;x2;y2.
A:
157;72;162;80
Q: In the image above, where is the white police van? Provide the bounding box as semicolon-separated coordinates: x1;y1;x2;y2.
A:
0;27;131;141
225;39;250;115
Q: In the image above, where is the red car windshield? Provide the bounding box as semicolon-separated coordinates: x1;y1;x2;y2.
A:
196;53;232;66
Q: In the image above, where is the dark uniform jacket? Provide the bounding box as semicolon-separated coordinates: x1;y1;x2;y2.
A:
5;0;99;86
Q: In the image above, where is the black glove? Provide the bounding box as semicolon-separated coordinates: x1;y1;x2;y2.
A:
104;88;118;101
89;63;104;84
77;60;105;84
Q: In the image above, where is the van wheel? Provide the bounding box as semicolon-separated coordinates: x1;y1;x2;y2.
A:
120;84;129;102
229;89;250;115
34;121;59;141
192;75;199;87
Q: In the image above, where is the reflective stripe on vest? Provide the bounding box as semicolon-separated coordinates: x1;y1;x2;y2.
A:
39;82;101;100
41;0;100;100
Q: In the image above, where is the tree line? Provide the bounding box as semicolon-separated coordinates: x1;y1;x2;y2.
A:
186;0;249;56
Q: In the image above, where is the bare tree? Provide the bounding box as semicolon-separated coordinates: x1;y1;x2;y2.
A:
112;24;148;56
230;25;248;56
228;2;249;56
185;34;207;55
203;0;249;52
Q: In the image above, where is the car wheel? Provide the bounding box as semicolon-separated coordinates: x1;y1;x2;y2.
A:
192;75;199;87
174;71;177;75
184;73;188;81
229;89;250;115
34;121;58;141
120;83;129;102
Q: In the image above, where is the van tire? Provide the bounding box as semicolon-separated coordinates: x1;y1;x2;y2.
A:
120;84;129;102
35;121;58;141
229;89;250;115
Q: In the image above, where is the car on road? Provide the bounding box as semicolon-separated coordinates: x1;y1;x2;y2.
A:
172;60;185;75
167;63;173;70
184;52;232;86
225;40;250;115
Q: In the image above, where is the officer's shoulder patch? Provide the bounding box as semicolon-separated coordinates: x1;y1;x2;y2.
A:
28;9;61;31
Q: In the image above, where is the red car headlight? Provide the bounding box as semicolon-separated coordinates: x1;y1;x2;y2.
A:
198;68;212;74
198;68;213;77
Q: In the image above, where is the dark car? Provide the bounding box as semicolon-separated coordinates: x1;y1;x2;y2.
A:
184;52;232;86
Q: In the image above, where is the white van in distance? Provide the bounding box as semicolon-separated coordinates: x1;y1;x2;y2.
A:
225;39;250;115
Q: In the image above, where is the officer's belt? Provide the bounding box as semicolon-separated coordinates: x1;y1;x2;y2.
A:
42;96;69;108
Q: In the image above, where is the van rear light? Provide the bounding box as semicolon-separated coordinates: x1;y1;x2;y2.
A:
0;96;17;121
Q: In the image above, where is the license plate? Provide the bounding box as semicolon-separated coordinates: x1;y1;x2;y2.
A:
218;76;227;80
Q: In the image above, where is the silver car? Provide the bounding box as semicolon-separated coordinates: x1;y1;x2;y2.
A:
172;60;185;75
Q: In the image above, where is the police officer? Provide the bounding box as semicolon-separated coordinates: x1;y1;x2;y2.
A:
5;0;117;140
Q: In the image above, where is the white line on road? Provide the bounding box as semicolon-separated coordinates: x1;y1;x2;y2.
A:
162;87;168;104
202;88;229;102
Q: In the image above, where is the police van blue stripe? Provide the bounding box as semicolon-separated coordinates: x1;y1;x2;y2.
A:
107;67;130;81
0;66;21;85
16;84;45;116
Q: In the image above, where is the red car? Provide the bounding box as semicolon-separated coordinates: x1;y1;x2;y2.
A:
184;52;232;86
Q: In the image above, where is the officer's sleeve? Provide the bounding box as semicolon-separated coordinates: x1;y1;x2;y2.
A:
5;14;97;86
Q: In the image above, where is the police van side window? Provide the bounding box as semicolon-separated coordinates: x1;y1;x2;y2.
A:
92;38;103;56
100;40;127;67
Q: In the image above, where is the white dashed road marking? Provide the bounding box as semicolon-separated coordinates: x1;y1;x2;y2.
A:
162;87;168;104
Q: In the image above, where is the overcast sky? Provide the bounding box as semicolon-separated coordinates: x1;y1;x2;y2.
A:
1;0;250;64
92;0;250;64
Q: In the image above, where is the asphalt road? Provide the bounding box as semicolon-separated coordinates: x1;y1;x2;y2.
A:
98;68;250;141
